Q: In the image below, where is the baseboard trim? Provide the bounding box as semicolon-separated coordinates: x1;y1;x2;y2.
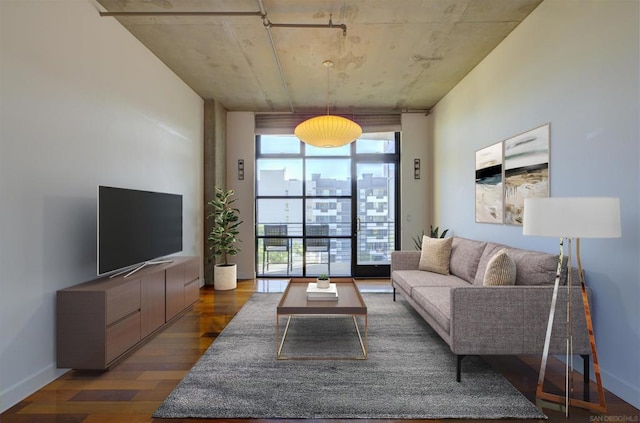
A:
600;367;640;410
553;355;639;410
0;363;68;413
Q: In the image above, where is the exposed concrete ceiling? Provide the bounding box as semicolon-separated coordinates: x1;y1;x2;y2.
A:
96;0;542;114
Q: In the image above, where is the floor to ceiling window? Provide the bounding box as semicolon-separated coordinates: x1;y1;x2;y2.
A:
255;132;399;278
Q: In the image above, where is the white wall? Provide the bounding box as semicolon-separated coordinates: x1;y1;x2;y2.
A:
0;0;204;412
400;113;431;250
430;0;639;407
226;112;256;279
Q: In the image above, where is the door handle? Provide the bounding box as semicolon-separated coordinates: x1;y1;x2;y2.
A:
356;217;361;235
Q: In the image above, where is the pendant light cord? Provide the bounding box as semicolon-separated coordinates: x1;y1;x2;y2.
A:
324;59;334;116
326;64;330;115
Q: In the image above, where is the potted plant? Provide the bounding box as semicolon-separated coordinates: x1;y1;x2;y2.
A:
316;273;330;289
412;225;450;250
207;187;243;290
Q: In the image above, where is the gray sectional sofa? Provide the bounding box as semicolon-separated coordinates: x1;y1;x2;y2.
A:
391;236;592;382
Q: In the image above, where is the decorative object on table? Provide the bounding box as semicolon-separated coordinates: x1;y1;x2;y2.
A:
475;141;503;224
207;187;243;290
306;280;338;301
294;60;362;148
316;273;330;289
523;197;621;415
504;123;550;225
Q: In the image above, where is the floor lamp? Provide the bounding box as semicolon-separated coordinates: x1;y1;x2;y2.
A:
523;197;621;416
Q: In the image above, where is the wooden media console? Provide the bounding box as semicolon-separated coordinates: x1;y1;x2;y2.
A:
56;256;200;370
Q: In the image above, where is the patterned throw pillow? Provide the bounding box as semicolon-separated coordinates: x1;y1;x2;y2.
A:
419;236;453;275
483;248;517;286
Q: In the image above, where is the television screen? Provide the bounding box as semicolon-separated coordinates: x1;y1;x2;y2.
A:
98;186;183;275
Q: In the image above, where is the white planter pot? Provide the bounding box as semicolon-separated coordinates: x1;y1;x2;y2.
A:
214;264;237;290
316;278;330;289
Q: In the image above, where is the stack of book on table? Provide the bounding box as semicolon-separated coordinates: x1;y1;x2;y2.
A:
306;282;338;301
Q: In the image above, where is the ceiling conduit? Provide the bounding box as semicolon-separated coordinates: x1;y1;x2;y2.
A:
256;0;295;113
99;11;263;17
99;2;349;115
257;0;348;114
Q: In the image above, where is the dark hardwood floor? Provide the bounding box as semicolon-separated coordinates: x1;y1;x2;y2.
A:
2;279;638;423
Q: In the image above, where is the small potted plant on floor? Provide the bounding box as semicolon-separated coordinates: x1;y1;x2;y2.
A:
316;273;330;289
207;187;243;290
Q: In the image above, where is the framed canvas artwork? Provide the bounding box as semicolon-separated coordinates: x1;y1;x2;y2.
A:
475;141;503;224
503;124;550;225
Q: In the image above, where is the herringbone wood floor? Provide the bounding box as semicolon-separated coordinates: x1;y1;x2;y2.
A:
2;279;638;422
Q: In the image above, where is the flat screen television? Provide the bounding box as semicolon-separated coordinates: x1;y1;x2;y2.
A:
98;185;183;276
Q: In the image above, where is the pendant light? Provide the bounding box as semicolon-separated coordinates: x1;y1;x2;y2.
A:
294;60;362;148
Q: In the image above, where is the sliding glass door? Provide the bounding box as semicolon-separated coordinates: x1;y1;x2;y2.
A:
256;132;399;278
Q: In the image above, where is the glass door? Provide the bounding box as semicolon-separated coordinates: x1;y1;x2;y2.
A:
352;134;399;277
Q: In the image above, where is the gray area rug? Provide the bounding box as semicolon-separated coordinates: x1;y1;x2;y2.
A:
154;293;546;419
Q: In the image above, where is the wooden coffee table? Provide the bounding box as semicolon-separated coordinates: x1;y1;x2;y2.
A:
276;279;368;360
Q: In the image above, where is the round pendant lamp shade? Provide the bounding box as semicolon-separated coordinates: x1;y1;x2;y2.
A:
294;115;362;148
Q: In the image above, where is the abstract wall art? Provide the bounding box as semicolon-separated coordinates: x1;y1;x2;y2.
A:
503;124;550;225
475;142;503;224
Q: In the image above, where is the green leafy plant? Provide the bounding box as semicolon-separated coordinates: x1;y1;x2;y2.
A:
430;225;449;239
412;230;426;251
412;225;450;250
207;187;243;266
318;273;329;280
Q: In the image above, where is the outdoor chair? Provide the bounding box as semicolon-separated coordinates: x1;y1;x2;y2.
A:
263;224;291;275
306;224;330;275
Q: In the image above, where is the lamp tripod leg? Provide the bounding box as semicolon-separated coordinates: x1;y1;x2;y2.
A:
536;238;607;414
536;238;565;413
576;239;607;412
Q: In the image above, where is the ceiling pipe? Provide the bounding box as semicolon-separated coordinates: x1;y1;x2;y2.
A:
257;0;295;113
99;11;262;17
266;18;347;36
99;9;347;35
256;1;348;113
100;3;349;114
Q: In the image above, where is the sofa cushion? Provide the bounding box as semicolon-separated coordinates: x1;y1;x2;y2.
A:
474;243;559;286
449;237;487;283
473;243;505;285
392;270;469;295
483;248;517;286
509;248;560;286
411;287;452;334
419;236;453;275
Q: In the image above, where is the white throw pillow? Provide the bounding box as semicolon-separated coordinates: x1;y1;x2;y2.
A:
483;248;517;286
419;236;453;275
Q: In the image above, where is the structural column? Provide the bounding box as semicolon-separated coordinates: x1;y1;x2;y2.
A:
203;100;227;284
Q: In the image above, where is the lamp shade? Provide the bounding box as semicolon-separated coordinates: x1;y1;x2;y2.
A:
523;197;621;238
294;115;362;148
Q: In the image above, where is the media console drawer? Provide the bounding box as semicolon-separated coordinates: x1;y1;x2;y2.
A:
106;311;141;363
185;258;199;284
106;280;141;325
57;256;200;370
185;279;200;306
